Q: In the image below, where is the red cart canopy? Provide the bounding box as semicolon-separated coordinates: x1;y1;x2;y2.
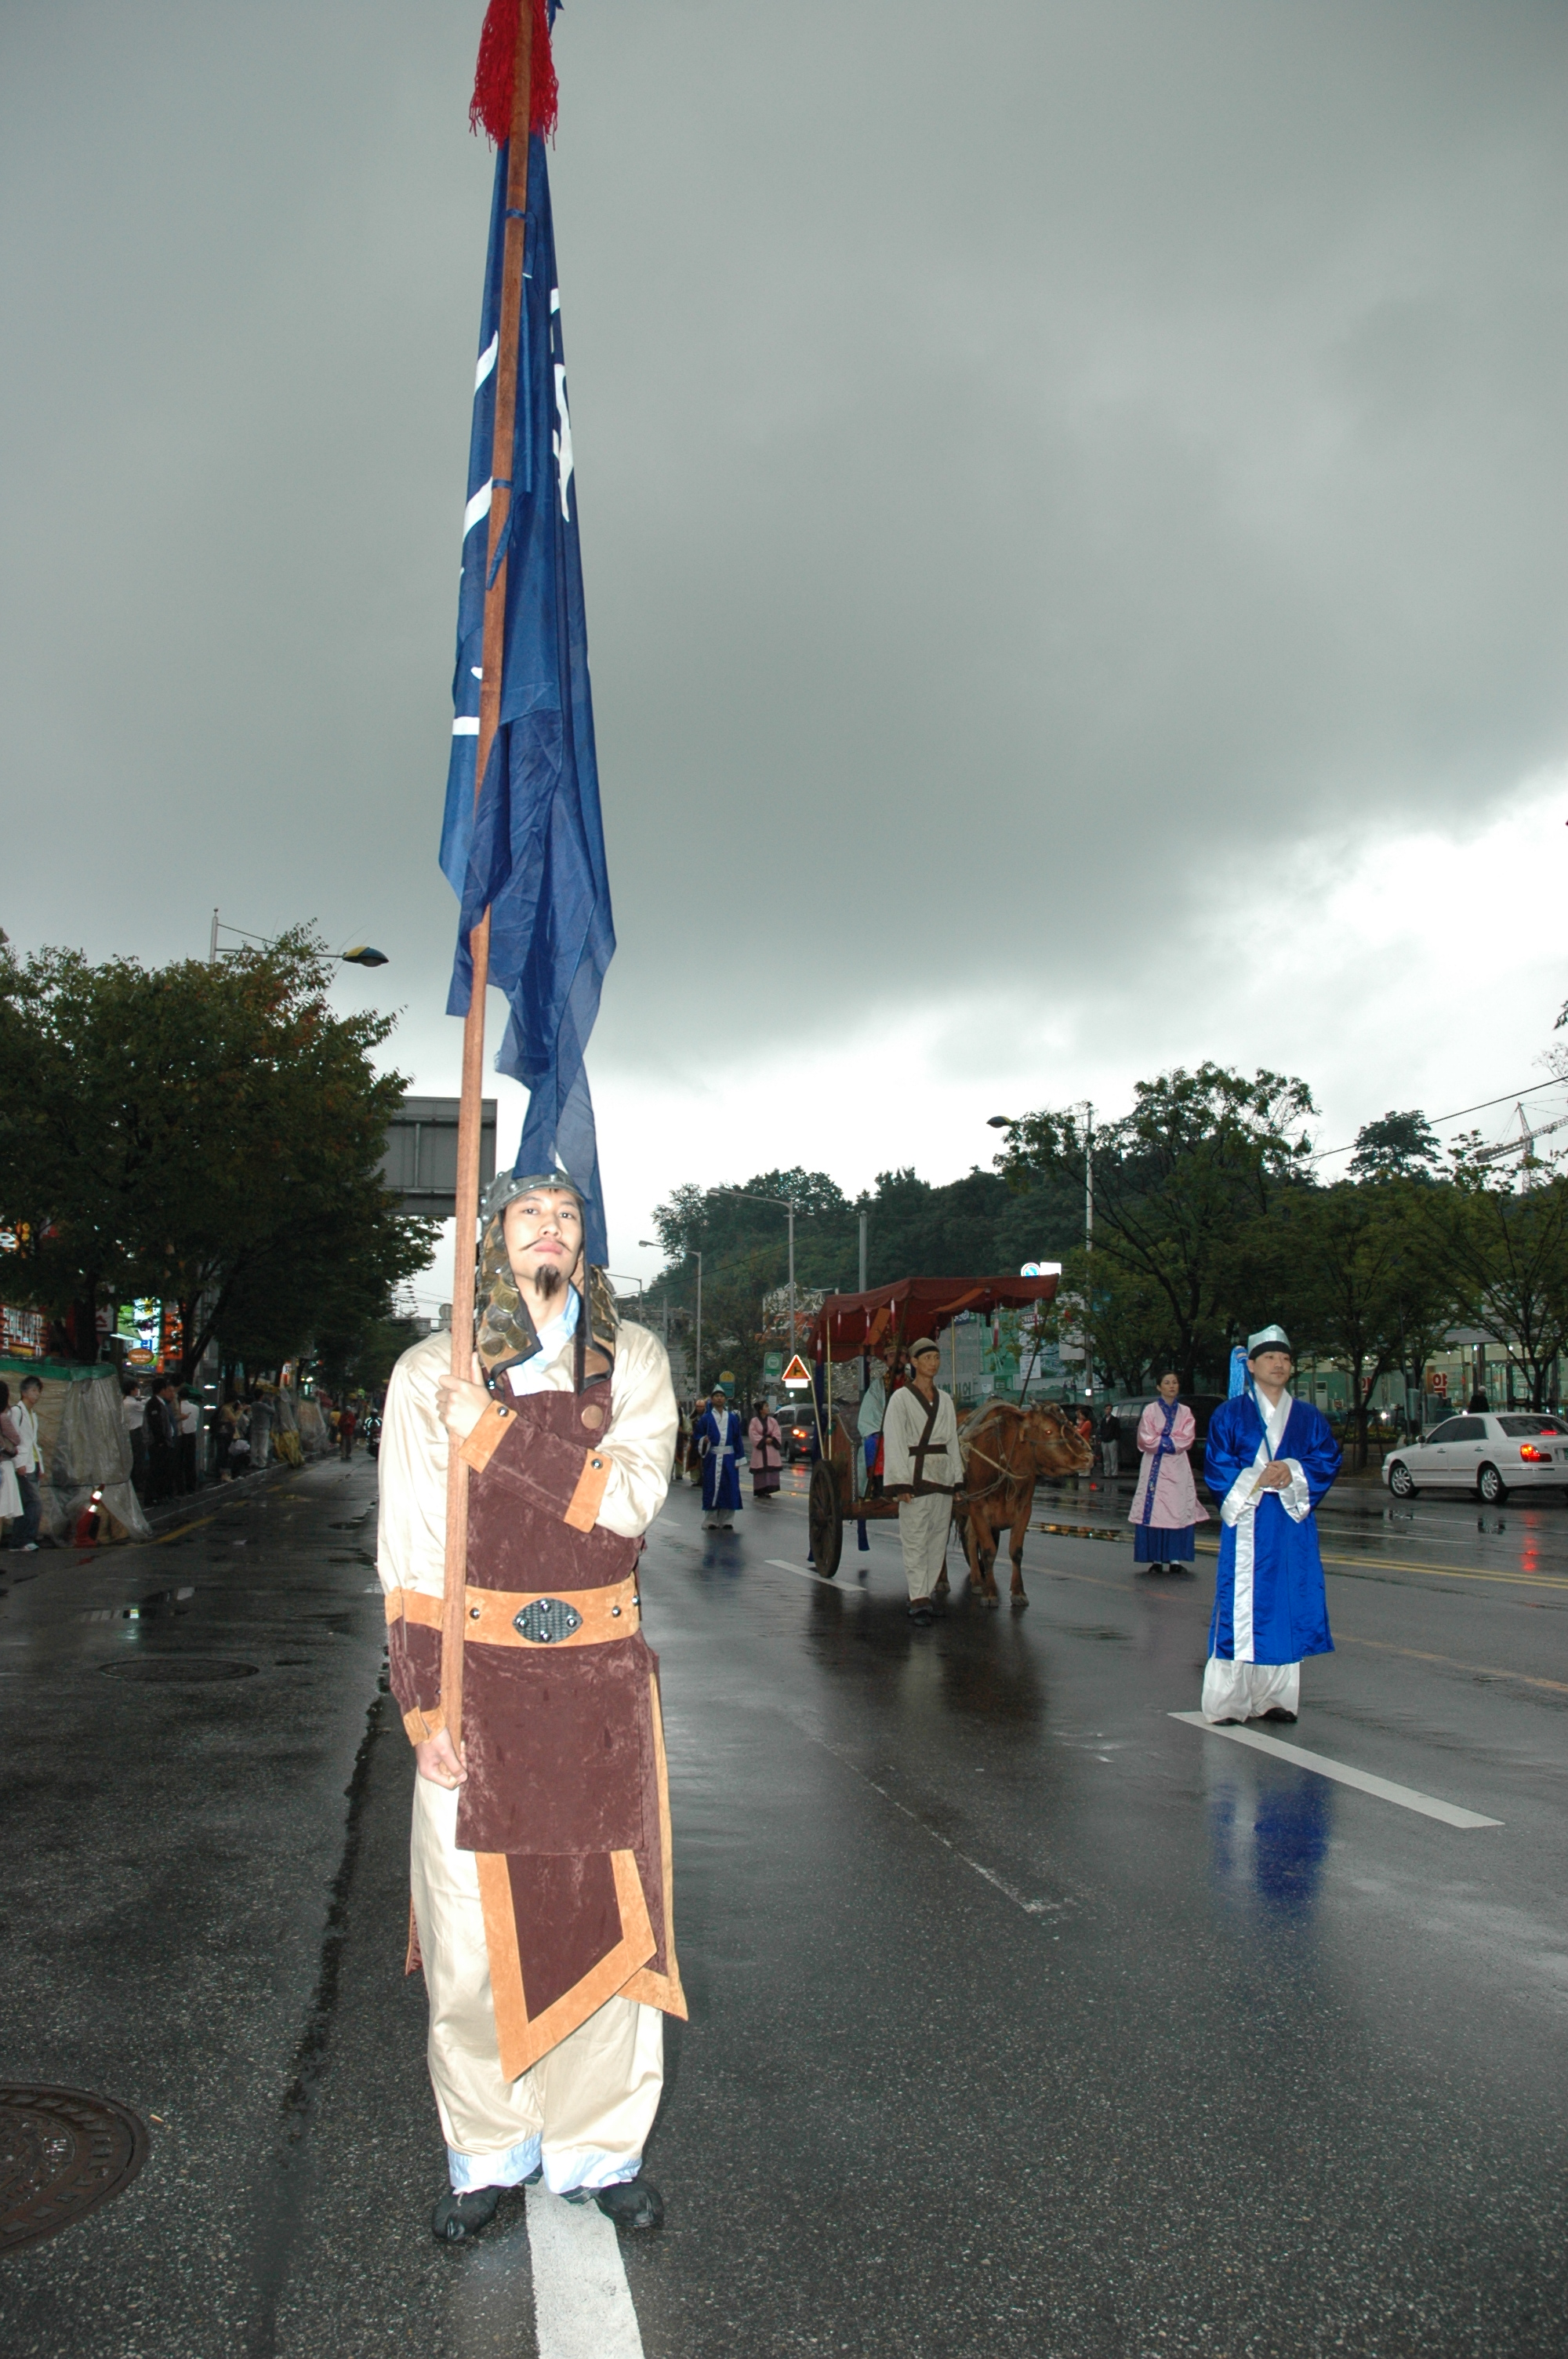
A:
807;1274;1060;1361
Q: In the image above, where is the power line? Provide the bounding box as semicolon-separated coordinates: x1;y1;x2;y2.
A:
1310;1076;1563;1165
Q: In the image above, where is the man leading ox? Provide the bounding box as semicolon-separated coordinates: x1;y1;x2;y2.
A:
883;1338;960;1624
378;1171;682;2243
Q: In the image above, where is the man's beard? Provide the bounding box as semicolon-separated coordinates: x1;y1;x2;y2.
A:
534;1264;565;1304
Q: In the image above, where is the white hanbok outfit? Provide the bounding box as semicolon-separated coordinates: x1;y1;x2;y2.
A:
1201;1383;1311;1724
882;1382;959;1600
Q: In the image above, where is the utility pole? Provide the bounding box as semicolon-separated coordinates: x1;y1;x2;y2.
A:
787;1203;795;1356
209;907;220;965
858;1212;867;1292
694;1250;702;1398
639;1239;673;1364
1083;1101;1094;1402
717;1186;800;1352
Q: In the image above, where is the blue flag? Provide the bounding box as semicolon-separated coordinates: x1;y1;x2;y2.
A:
440;128;614;1265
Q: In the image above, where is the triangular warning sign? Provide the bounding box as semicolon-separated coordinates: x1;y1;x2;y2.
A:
781;1355;811;1388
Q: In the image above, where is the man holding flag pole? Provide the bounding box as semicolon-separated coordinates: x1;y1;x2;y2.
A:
377;0;683;2245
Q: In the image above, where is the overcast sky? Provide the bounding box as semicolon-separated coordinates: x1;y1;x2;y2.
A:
4;1;1566;1305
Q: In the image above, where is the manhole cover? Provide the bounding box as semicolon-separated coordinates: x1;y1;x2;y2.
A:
1;2086;148;2253
100;1658;259;1684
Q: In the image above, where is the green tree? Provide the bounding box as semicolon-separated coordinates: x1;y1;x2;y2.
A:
1073;1248;1185;1395
648;1169;857;1395
0;928;434;1376
1269;1182;1451;1468
313;1311;426;1398
1348;1110;1442;1182
996;1065;1316;1393
1420;1146;1568;1408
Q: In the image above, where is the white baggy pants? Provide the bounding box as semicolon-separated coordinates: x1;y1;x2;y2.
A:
410;1773;664;2196
898;1490;953;1600
1200;1658;1301;1723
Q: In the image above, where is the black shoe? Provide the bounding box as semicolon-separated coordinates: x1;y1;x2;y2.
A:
432;2186;501;2242
593;2175;664;2231
907;1601;935;1625
1258;1707;1298;1724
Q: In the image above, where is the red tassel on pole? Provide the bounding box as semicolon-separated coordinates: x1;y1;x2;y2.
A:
470;0;557;146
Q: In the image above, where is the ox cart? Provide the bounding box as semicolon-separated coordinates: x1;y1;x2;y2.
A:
800;1273;1065;1580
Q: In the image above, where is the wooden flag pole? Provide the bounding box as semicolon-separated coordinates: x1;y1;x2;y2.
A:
441;1;536;1754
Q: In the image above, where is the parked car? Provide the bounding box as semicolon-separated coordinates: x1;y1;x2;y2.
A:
1381;1411;1568;1504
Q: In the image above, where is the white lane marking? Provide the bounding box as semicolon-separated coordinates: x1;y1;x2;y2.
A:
524;2185;644;2358
1169;1712;1503;1828
765;1557;862;1590
807;1732;1069;1919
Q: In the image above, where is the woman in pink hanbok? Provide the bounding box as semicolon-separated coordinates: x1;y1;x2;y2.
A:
1129;1371;1209;1568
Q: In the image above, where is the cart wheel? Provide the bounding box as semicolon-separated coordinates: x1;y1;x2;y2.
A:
808;1459;844;1579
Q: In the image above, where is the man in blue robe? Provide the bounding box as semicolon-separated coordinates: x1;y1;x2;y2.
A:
1201;1325;1341;1725
696;1387;743;1530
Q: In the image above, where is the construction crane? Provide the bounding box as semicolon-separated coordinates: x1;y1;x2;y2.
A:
1471;1103;1568;1169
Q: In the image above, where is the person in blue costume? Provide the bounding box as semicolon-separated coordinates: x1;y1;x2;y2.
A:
695;1387;744;1530
1201;1325;1341;1725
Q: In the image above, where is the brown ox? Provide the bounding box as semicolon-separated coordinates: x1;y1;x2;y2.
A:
938;1401;1095;1607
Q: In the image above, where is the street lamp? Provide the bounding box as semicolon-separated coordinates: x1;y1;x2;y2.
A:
716;1187;798;1353
209;910;389;967
637;1246;672;1349
644;1241;698;1395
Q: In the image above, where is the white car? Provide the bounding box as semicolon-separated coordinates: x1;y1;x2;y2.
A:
1382;1412;1568;1504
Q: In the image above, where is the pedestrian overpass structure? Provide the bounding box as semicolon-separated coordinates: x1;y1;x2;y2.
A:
379;1096;497;1219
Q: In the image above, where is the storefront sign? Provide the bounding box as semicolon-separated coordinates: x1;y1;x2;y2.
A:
0;1304;45;1360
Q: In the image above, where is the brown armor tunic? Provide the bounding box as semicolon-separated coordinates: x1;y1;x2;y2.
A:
385;1339;684;2080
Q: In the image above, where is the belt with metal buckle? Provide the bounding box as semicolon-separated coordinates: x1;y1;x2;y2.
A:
461;1572;641;1648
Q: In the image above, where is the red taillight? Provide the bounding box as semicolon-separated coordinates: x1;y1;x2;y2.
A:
1519;1444;1550;1462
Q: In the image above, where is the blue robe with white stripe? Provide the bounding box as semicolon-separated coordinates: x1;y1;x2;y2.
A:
697;1406;743;1514
1203;1394;1341;1664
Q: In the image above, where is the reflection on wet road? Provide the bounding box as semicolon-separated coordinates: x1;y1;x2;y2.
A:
621;1467;1568;2357
1207;1754;1336;1914
2;1453;1564;2358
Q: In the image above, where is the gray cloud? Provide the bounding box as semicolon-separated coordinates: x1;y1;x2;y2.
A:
2;0;1565;1270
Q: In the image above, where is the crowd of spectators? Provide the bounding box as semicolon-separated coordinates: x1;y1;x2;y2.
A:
0;1366;379;1545
119;1373;212;1503
117;1373;377;1504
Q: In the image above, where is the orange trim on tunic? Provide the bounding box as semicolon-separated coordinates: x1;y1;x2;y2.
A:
563;1447;614;1532
386;1587;443;1628
459;1400;516;1472
618;1668;688;2019
477;1847;657;2081
387;1579;639;1648
459;1574;639;1648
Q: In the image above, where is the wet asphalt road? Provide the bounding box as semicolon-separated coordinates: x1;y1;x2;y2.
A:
2;1454;1566;2357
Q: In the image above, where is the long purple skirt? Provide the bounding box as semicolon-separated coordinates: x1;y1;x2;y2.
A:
1134;1523;1196;1564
